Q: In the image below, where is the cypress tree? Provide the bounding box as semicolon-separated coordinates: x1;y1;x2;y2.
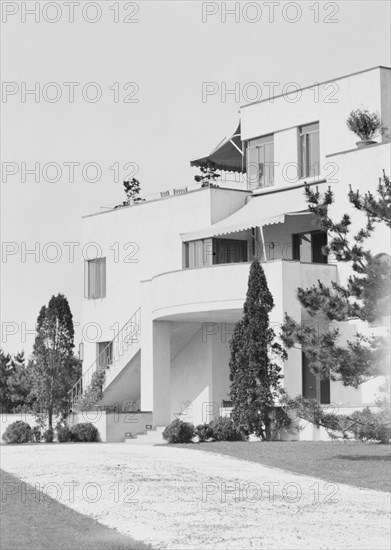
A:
229;259;285;441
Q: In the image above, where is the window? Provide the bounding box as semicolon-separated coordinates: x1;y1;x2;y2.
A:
85;258;106;299
292;231;327;263
97;341;112;369
183;238;248;268
302;353;330;404
299;123;320;178
213;238;248;264
247;134;274;189
184;239;213;268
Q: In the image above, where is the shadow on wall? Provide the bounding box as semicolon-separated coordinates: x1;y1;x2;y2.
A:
334;454;391;462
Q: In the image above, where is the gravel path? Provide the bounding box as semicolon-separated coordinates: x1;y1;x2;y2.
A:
1;443;390;549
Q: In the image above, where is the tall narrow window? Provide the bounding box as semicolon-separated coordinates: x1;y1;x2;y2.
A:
302;353;330;404
299;123;320;178
85;258;106;299
97;341;112;369
247;134;274;189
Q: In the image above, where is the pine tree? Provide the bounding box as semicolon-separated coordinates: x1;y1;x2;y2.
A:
281;171;391;387
0;350;13;413
7;351;33;412
229;259;285;440
0;350;34;413
29;294;77;428
194;161;220;188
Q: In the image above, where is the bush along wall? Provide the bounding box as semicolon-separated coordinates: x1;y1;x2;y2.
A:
69;422;98;442
162;419;195;444
2;421;33;444
163;417;246;444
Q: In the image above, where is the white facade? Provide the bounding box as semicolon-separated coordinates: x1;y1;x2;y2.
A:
76;66;391;437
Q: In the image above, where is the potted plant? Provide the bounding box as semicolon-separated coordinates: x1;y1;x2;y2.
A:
346;108;386;148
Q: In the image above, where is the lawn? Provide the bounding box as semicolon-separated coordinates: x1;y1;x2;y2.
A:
172;441;391;492
0;469;152;550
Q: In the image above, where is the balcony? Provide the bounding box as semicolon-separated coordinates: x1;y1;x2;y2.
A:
144;260;338;324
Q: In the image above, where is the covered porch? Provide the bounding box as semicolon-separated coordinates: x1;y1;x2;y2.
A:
139;260;338;427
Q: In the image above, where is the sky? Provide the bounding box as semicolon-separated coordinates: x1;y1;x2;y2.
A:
1;0;391;356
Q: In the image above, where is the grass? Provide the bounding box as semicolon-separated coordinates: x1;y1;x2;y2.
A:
172;441;391;492
0;469;152;550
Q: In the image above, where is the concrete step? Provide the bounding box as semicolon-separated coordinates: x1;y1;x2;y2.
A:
124;427;167;445
124;437;167;445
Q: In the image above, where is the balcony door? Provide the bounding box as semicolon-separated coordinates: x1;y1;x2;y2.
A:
292;231;327;263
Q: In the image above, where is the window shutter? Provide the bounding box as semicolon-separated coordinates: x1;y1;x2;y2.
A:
101;258;106;298
90;260;96;298
246;146;259;189
84;261;89;298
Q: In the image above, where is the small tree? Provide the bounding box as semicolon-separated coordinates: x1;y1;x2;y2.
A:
0;350;34;413
76;366;106;410
7;352;34;412
29;294;78;429
123;178;144;202
229;259;285;441
0;350;13;413
114;178;145;208
194;161;220;188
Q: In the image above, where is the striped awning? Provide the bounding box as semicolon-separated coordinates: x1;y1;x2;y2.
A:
181;186;319;241
190;122;245;173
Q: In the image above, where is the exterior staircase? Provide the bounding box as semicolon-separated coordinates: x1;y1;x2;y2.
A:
124;426;167;445
103;308;141;390
69;308;141;408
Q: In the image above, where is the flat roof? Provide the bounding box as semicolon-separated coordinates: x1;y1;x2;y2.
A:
240;65;391;109
82;185;251;219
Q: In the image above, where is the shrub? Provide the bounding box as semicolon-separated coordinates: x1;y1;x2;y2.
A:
43;427;54;443
349;408;389;444
346;109;385;140
209;417;243;441
76;367;105;411
2;421;32;444
195;423;214;442
70;422;98;442
56;423;71;443
162;419;195;444
281;396;390;442
32;426;42;442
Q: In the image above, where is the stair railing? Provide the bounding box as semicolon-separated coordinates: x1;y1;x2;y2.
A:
68;307;141;409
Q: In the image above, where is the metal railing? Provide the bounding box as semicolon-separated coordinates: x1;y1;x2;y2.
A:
68;308;141;409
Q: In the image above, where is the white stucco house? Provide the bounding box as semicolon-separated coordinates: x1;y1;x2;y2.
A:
70;66;391;441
